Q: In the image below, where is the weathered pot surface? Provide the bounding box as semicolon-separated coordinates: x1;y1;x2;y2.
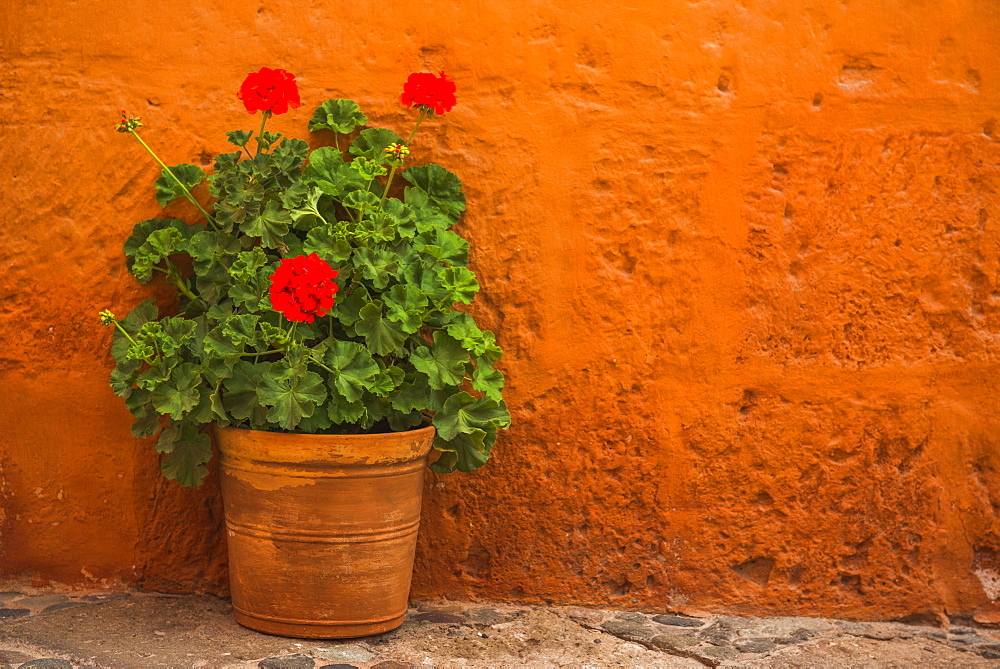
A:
214;424;436;638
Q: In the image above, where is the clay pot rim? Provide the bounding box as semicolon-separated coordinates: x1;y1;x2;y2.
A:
213;423;436;442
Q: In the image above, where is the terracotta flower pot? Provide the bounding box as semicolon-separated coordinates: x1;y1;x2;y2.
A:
213;424;436;638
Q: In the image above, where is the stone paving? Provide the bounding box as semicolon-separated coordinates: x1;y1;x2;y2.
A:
1;590;1000;667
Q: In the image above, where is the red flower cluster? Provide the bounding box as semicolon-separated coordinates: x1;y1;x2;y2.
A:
400;71;457;115
269;253;339;323
238;67;301;115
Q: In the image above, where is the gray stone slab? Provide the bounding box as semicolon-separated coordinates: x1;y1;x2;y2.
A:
653;614;705;628
8;596;67;610
0;652;32;665
314;645;374;664
0;610;29;620
600;618;656;642
40;602;87;614
258;656;314;669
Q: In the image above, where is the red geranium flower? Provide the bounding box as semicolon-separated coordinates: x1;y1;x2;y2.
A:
269;253;339;323
400;71;457;115
238;67;301;115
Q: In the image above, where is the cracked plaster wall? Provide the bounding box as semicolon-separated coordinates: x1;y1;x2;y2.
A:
2;0;1000;621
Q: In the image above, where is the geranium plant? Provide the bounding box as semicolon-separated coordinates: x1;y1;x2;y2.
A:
101;68;510;486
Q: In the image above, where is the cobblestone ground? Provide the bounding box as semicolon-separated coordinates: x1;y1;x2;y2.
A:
1;590;999;667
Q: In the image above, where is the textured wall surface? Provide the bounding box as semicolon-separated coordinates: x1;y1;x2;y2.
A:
3;0;1000;621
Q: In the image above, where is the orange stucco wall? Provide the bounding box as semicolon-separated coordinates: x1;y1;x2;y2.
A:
3;0;1000;621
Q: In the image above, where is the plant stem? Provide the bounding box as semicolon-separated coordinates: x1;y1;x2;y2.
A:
377;165;397;212
308;354;337;375
130;131;220;231
378;110;427;212
255;112;270;156
111;321;141;348
165;260;198;301
406;110;428;145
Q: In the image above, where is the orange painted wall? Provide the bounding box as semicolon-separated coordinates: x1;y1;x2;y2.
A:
3;0;1000;621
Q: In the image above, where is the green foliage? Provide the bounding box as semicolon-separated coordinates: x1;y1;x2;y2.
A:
402;164;466;222
308;99;368;134
104;95;510;487
155;164;206;206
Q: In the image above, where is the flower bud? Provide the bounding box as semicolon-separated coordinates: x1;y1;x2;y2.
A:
383;142;411;165
115;111;143;133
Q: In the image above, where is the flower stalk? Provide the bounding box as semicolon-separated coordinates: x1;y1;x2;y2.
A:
128;130;221;232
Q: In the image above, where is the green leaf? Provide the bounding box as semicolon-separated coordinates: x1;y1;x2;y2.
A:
259;321;290;348
212;151;242;173
281;180;314;212
382;198;417;237
112;300;159;360
387;409;423;431
189;384;229;424
304;224;352;265
432;391;510;440
384;284;428;334
137;356;179;391
361;393;389;429
323;340;379;402
221;173;265;208
270;139;310;186
159;317;198;357
158;422;213;487
439;266;480;304
350;128;403;164
155;164;206;207
222;361;271;425
258;362;327;430
334;285;370;327
150;362;203;419
416;228;469;266
354;247;398;289
445;312;483;343
226;130;252;147
241;200;291;248
350;156;388;180
110;358;141;398
410;332;469;390
342;190;380;212
130;405;161;439
430;450;459;474
389;373;431;413
296;405;333;432
402;163;466;222
355;302;406;355
359;213;397;243
187;230;241;274
303;147;366;197
473;361;505;401
413;208;454;234
124;387;158;436
221;314;261;347
123;219;195;283
327;391;366;424
371;365;405;397
434;428;492;472
204;324;242;358
309;99;368;134
229;247;271;280
255;130;282;153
